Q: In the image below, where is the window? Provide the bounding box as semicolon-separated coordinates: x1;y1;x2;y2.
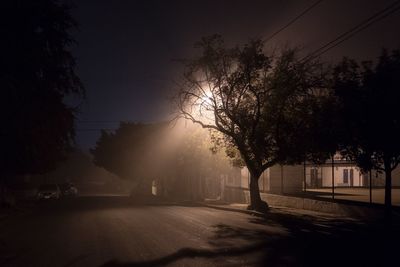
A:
350;169;354;186
310;168;318;188
311;169;318;179
343;169;349;184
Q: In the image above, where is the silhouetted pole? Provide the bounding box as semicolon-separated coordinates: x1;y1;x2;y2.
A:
303;161;307;192
281;165;284;194
369;170;372;204
331;155;335;200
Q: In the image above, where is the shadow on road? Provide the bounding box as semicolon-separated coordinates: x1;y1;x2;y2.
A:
98;204;400;267
25;195;400;267
258;210;399;266
99;243;266;267
34;195;190;214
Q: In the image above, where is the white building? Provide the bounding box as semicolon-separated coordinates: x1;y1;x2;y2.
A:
306;154;365;188
222;154;400;203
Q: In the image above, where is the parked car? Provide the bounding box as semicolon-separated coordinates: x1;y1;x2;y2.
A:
59;183;78;197
37;184;61;200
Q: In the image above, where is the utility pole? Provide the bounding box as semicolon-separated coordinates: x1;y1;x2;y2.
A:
281;165;284;194
331;155;335;200
303;161;307;193
369;170;372;204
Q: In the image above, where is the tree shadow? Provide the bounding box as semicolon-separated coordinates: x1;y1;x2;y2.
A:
100;243;266;267
98;212;280;266
99;207;400;267
245;209;400;267
288;191;400;212
34;195;188;214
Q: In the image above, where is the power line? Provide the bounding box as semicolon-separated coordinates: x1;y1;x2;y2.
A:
304;0;400;61
302;0;400;62
76;129;117;132
76;120;125;123
264;0;324;43
309;6;400;60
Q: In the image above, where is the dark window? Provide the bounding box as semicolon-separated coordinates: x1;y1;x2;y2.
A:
343;169;349;183
310;169;318;188
311;169;318;179
350;169;354;186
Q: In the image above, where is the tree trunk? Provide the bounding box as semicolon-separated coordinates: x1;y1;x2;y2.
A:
0;177;4;207
384;170;392;208
384;159;392;219
248;171;269;212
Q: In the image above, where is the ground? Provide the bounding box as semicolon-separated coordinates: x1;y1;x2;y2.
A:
0;196;399;267
306;188;400;206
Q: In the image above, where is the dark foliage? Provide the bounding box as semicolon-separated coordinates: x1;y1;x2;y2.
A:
0;0;84;178
91;122;166;181
333;49;400;210
91;122;235;200
177;35;328;211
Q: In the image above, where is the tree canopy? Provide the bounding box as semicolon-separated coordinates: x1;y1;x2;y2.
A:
333;49;400;210
91;121;234;200
91;122;168;181
0;0;84;179
176;35;328;211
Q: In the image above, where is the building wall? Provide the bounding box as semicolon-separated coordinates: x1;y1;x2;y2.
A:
239;165;303;194
224;162;400;203
233;163;400;200
368;168;400;187
307;153;364;187
222;168;246;203
269;165;303;194
391;167;400;186
240;168;250;189
306;165;400;188
319;166;363;187
259;169;270;192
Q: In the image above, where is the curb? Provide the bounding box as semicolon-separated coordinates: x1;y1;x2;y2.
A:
196;202;267;217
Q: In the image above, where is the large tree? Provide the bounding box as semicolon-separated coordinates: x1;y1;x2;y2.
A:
0;0;84;185
333;49;400;212
176;35;327;211
91;122;166;182
91;121;234;200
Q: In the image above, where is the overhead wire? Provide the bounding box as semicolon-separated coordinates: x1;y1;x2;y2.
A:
302;0;400;62
263;0;324;43
76;1;324;133
76;2;400;131
76;120;123;123
75;129;116;131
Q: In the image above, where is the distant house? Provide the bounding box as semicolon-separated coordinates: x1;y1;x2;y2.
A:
305;154;400;188
306;154;365;188
221;153;400;203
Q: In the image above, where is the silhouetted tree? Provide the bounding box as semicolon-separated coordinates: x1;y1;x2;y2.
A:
91;122;165;182
333;49;400;212
176;35;327;211
172;123;236;201
91;122;234;200
0;0;84;193
265;51;335;165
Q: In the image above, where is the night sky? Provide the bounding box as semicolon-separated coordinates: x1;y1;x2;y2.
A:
71;0;400;150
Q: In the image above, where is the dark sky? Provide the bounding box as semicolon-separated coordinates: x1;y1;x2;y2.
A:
71;0;400;150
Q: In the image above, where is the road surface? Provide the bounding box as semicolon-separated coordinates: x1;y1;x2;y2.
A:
0;196;398;267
